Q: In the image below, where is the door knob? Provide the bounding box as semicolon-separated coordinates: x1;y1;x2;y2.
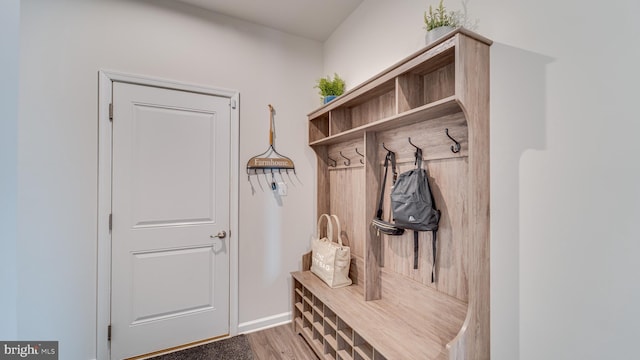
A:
210;231;227;239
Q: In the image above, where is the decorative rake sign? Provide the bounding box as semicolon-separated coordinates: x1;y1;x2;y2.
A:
246;104;297;193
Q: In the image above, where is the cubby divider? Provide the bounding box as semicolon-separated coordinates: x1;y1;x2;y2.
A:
326;346;337;360
338;349;354;360
354;332;373;360
337;318;353;346
373;349;387;360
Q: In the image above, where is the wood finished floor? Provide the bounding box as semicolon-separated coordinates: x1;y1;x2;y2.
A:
246;324;318;360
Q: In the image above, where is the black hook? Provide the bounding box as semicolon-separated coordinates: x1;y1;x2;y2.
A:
445;128;461;153
355;148;365;164
339;151;351;166
327;155;337;167
408;137;423;165
382;143;397;172
408;137;420;151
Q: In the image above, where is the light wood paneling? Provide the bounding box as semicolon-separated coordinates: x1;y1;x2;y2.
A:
447;33;491;360
424;62;455;104
380;158;469;301
349;255;364;286
329;108;352;136
301;251;312;272
327;138;365;171
329;166;365;256
309;115;329;143
364;131;381;300
350;89;395;129
326;137;365;260
313;146;330;217
396;73;424;113
375;111;468;163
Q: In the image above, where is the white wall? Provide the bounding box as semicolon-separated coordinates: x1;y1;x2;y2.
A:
325;0;640;359
18;0;320;358
0;0;20;341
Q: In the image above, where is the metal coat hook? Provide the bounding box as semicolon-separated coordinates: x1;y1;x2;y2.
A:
382;142;394;153
408;137;420;151
339;151;351;166
445;128;461;153
355;148;365;164
327;155;337;167
408;137;423;166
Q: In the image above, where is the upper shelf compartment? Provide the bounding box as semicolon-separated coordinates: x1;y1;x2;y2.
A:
309;96;462;146
396;46;455;113
308;29;491;146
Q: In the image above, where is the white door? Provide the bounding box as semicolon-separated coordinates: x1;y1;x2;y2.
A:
110;82;230;359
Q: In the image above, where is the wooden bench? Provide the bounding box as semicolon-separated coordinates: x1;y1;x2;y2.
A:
292;268;466;360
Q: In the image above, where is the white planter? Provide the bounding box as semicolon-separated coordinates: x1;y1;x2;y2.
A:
425;26;455;45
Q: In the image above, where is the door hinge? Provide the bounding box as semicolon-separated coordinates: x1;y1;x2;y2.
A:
230;99;237;109
109;213;112;231
108;324;112;341
109;103;113;121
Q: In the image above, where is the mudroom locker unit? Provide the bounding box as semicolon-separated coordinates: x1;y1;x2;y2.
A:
291;29;492;360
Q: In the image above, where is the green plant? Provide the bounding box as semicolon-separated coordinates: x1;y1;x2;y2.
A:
423;0;460;31
315;73;345;98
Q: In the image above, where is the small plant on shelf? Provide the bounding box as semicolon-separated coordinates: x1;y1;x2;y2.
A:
315;73;345;104
423;0;460;31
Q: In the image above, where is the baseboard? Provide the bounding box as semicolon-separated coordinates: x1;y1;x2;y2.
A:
237;312;291;334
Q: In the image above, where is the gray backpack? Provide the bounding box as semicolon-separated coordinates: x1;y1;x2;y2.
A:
390;148;440;282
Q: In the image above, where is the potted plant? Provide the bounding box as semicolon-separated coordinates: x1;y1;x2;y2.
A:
423;0;460;44
315;73;345;104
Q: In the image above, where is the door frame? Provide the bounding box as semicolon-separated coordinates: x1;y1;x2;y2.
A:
97;70;240;360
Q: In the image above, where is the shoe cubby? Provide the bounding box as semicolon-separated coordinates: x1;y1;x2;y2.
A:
337;319;353;360
293;278;389;360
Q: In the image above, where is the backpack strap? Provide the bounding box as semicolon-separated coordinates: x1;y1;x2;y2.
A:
376;151;396;219
413;231;419;270
411;148;423;272
415;230;438;282
408;147;438;281
391;152;398;183
414;148;423;170
431;230;437;283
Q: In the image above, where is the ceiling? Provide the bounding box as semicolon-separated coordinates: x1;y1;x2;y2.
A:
176;0;363;41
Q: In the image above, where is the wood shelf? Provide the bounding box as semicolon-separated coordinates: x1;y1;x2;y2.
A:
300;29;491;360
309;96;462;146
